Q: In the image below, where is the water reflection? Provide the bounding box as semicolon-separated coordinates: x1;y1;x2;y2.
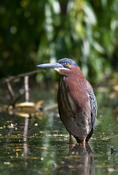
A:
58;144;95;175
1;81;118;175
23;116;29;164
23;117;29;168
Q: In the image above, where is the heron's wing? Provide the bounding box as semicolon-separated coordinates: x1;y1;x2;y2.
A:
89;92;97;128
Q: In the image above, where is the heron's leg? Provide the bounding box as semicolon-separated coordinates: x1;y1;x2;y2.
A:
82;139;86;147
69;134;73;148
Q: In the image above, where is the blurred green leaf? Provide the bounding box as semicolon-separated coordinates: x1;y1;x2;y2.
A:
0;0;118;83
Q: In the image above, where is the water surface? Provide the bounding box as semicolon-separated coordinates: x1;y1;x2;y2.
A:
0;87;118;175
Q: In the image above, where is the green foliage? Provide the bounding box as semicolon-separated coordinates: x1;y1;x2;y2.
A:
0;0;118;83
0;0;45;77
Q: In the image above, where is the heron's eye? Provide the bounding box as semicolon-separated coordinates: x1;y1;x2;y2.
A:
65;63;70;67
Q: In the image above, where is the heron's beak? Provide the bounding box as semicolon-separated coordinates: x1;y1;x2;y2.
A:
37;62;70;75
37;63;63;69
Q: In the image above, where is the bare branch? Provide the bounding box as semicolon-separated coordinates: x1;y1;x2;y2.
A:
0;70;44;84
24;76;29;102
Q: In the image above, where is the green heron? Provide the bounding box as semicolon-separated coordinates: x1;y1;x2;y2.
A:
37;58;97;146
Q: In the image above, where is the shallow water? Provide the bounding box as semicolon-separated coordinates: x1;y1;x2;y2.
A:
0;87;118;175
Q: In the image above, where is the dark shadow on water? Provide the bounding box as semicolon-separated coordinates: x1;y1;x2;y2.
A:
57;144;95;175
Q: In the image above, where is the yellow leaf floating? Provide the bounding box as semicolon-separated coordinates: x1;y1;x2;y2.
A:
15;102;35;107
14;100;43;113
1;100;43;118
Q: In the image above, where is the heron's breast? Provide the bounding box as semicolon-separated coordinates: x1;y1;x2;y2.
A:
60;78;77;113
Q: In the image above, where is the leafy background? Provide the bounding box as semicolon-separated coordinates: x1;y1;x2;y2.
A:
0;0;118;83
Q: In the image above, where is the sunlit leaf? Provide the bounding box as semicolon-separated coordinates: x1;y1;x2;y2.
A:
83;4;97;25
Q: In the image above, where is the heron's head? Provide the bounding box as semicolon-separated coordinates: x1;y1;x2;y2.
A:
37;58;79;75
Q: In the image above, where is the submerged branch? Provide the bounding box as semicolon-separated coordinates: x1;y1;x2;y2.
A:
0;70;44;106
24;76;30;102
